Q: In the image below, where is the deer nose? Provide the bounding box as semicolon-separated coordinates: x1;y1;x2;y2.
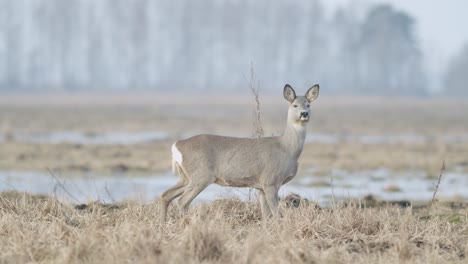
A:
300;111;309;117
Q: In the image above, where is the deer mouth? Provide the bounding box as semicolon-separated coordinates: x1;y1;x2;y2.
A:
300;116;309;122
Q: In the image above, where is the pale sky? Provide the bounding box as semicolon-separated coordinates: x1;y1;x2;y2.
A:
324;0;468;74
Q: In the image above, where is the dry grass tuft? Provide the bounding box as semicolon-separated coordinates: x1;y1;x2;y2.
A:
383;184;402;193
179;219;227;262
1;191;467;263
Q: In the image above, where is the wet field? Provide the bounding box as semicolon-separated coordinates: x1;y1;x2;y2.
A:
1;93;467;205
3;129;468;145
1;167;467;206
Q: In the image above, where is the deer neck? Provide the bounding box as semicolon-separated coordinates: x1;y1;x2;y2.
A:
280;116;307;159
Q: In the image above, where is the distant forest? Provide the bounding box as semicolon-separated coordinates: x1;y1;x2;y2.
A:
0;0;465;96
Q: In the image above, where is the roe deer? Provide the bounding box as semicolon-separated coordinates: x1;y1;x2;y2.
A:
160;84;319;222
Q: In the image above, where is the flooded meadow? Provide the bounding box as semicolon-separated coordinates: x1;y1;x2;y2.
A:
1;93;467;206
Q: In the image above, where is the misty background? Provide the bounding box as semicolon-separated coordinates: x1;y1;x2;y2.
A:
0;0;467;96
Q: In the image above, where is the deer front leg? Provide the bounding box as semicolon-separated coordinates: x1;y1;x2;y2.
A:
264;186;280;218
258;189;272;219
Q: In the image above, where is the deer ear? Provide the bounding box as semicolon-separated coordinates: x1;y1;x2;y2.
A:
283;84;296;103
305;84;319;102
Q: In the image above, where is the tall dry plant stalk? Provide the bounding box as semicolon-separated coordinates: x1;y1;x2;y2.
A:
47;168;80;203
431;160;446;206
330;172;336;208
247;63;263;201
248;62;264;139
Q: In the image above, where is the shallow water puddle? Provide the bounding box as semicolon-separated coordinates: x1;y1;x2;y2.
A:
7;131;169;145
0;171;254;203
306;133;468;144
295;168;468;202
0;169;467;205
3;131;468;145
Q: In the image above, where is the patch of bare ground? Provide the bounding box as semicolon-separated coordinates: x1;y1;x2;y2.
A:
1;191;467;263
0;141;173;174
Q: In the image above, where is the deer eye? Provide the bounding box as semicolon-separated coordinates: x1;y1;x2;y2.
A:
293;105;298;108
307;104;310;108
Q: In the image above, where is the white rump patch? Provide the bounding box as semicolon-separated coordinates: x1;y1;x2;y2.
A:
172;143;183;165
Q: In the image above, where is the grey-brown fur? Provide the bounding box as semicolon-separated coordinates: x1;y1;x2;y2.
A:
160;84;319;222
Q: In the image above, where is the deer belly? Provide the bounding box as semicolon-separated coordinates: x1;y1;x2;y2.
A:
214;164;261;188
215;175;259;188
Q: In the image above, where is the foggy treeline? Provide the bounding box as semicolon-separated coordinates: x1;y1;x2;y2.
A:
444;44;468;97
0;0;463;95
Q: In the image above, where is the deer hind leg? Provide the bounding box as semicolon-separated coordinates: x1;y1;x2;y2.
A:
177;181;211;216
258;189;272;219
160;179;187;223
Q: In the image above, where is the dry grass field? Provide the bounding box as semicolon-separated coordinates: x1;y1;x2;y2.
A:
1;93;468;263
0;191;467;263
